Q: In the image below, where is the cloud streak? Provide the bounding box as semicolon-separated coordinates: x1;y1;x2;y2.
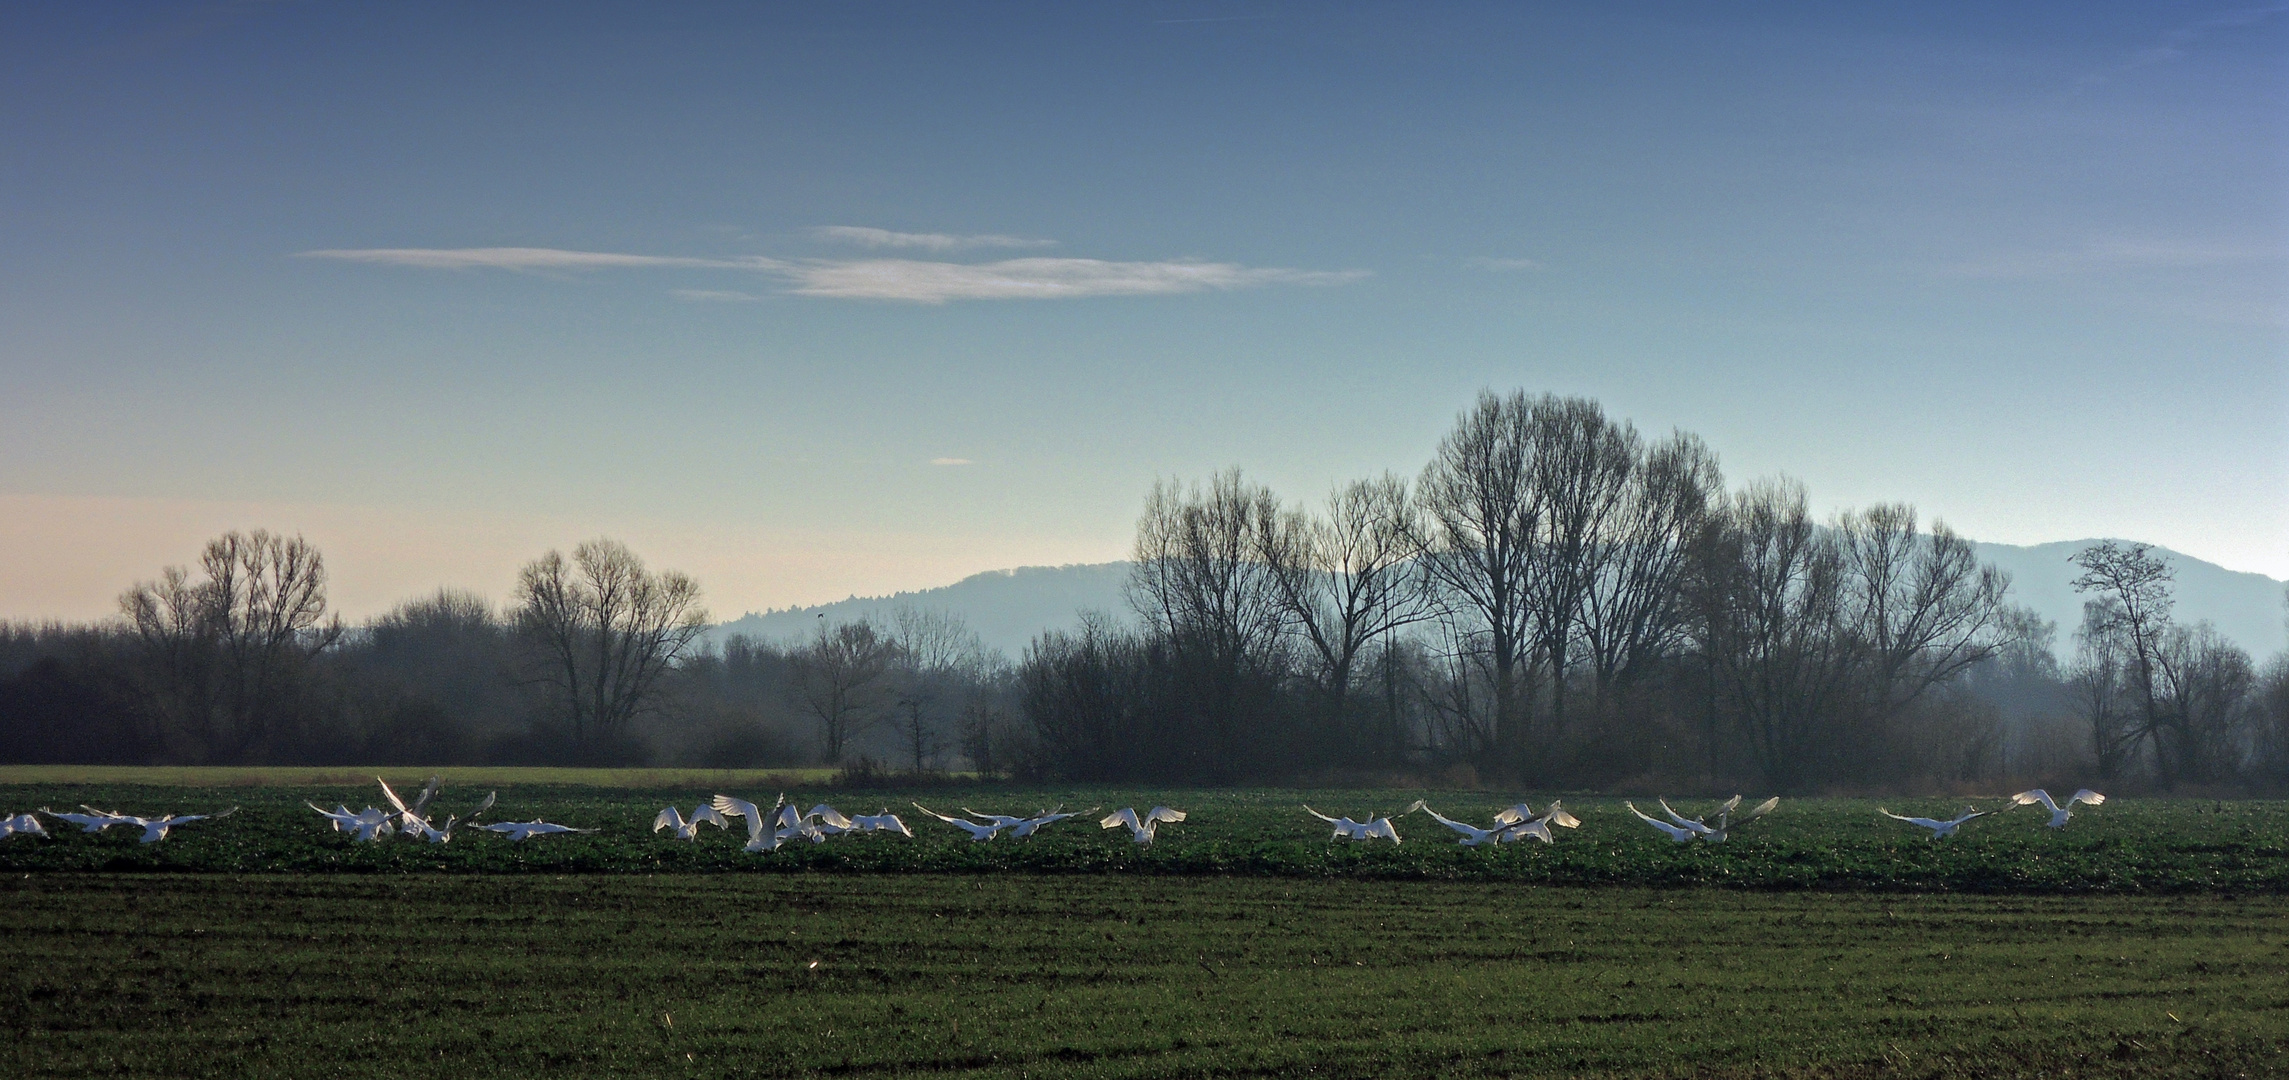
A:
298;247;787;271
810;226;1054;251
1944;239;2281;279
300;243;1366;302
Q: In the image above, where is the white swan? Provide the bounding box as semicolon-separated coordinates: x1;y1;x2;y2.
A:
850;809;913;837
653;804;729;840
1;813;47;839
478;820;590;842
711;794;787;852
1100;806;1186;844
1625;801;1699;843
912;803;1011;841
1878;807;1985;839
2009;788;2104;829
1303;805;1402;844
1409;801;1505;846
110;807;237;844
43;806;130;833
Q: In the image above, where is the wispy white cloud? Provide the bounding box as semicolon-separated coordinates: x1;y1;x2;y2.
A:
1468;256;1545;272
301;243;1367;303
783;257;1366;302
929;457;975;466
1944;239;2280;279
297;247;788;271
809;226;1055;252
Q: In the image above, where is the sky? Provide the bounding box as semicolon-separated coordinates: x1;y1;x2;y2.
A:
3;1;2284;624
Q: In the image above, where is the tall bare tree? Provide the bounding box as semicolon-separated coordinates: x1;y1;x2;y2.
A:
1416;390;1545;774
1836;505;2013;722
119;530;343;763
2070;541;2176;781
793;618;895;764
1259;473;1432;751
1578;431;1722;702
1522;396;1639;736
513;539;707;748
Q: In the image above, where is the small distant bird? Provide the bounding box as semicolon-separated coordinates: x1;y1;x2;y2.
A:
0;813;47;839
654;804;730;841
112;807;237;844
40;807;129;833
912;803;1012;841
1409;801;1505;846
1878;807;1986;839
478;820;590;842
849;809;913;837
712;794;788;852
1100;806;1186;845
2009;788;2105;829
1624;801;1700;843
1303;805;1402;844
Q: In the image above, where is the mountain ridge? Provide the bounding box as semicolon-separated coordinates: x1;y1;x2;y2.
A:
708;540;2287;662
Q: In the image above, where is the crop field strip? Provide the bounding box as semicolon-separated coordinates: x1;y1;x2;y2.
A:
4;783;2287;892
3;874;2283;1079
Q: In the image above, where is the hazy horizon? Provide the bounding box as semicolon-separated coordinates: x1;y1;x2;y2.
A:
5;4;2283;623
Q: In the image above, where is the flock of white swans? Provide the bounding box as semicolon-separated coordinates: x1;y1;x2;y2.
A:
0;781;2107;849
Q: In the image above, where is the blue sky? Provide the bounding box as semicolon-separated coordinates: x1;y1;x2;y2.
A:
3;2;2283;621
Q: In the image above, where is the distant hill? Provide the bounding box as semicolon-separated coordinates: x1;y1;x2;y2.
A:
709;541;2286;662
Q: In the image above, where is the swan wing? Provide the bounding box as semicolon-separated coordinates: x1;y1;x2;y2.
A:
1145;807;1186;824
653;807;682;833
2069;789;2105;807
1302;805;1339;824
376;778;408;814
1101;808;1141;830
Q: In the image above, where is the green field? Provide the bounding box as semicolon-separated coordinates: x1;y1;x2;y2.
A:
3;779;2285;892
4;873;2282;1079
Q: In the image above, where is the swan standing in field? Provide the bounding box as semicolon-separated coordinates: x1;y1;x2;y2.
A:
478;820;590;842
1304;805;1403;844
1878;807;1986;839
653;804;730;840
711;794;790;852
1;813;47;839
116;807;237;844
912;803;1013;841
40;807;129;833
1625;801;1700;843
1100;806;1186;844
850;809;913;837
1408;801;1506;846
2008;788;2105;829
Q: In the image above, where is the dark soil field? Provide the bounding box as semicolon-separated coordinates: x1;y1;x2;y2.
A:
4;874;2283;1079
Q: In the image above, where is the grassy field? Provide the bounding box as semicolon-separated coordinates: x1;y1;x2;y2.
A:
3;779;2285;892
3;873;2282;1079
0;765;848;788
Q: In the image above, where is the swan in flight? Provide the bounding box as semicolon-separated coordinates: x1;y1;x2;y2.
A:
1007;807;1097;840
1407;801;1507;846
309;803;396;842
1700;796;1779;842
1;813;47;839
1878;807;1985;839
112;807;237;844
912;803;1012;841
478;820;590;842
41;807;130;833
1303;805;1403;844
1491;800;1582;830
804;805;857;835
1100;806;1186;844
1625;801;1700;843
400;815;460;844
653;804;730;840
377;776;443;836
1656;799;1721;838
850;809;912;837
2009;788;2104;829
711;794;790;852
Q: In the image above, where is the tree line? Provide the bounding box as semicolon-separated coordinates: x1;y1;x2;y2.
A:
4;389;2285;790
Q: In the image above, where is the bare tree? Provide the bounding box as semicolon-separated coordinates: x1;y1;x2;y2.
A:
2070;599;2148;780
1836;504;2014;721
513;539;707;749
1416;390;1545;775
1521;396;1639;738
2155;622;2255;785
1579;430;1722;707
888;606;993;773
2070;541;2177;782
793;618;894;764
1691;479;1859;790
1259;473;1432;752
119;530;343;763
